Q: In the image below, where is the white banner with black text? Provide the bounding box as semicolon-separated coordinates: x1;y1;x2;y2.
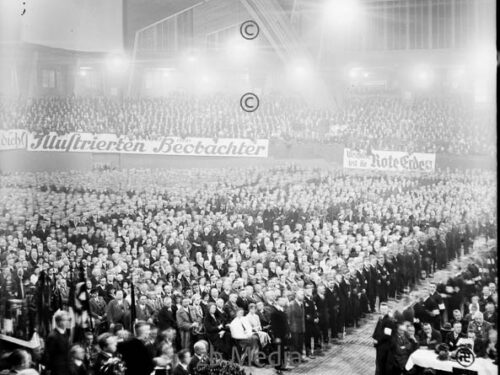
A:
25;132;269;158
343;148;435;172
0;129;28;150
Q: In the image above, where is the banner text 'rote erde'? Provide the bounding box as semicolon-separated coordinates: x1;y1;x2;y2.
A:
343;148;435;172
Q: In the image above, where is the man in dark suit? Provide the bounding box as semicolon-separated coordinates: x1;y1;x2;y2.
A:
135;295;154;323
417;322;442;349
422;288;441;330
450;309;469;335
336;273;349;337
429;282;446;326
304;283;321;358
270;296;292;373
372;302;396;375
172;349;191;375
106;290;131;329
236;290;250;313
365;259;378;313
44;310;71;375
157;296;177;331
287;290;306;360
224;293;239;322
89;288;107;329
215;298;229;325
445;321;466;351
94;332;120;375
388;323;413;375
325;279;339;341
117;322;154;375
97;277;114;303
188;340;208;374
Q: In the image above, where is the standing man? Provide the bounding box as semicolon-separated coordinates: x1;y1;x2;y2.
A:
89;288;107;332
157;296;176;331
376;257;389;306
372;302;396;375
429;282;446;326
304;283;322;358
172;349;191;375
325;278;339;342
422;286;441;330
336;273;349;338
270;296;291;374
106;290;131;330
177;298;197;349
388;323;412;375
44;310;71;375
287;289;306;361
118;322;155;375
366;258;378;313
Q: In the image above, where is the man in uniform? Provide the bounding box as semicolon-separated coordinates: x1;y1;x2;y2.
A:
376;257;389;307
364;258;377;313
325;277;340;342
270;296;292;374
304;283;322;358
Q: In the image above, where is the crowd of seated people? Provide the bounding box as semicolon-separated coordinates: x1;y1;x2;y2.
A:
0;166;497;375
0;93;495;155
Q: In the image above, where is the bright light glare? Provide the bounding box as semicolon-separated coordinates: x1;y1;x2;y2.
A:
288;61;313;81
287;60;315;88
226;37;254;63
106;55;128;73
198;71;217;86
324;0;360;27
79;67;91;77
349;68;359;78
412;66;434;89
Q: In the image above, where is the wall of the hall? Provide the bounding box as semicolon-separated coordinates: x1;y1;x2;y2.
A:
0;143;494;174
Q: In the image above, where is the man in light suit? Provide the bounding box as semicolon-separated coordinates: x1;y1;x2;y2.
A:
287;289;306;360
229;308;259;364
189;294;205;344
177;298;197;349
